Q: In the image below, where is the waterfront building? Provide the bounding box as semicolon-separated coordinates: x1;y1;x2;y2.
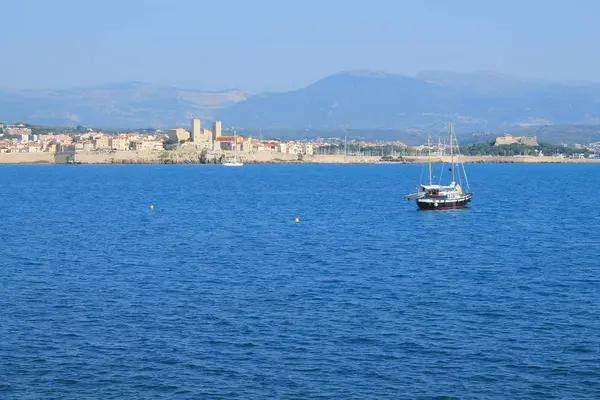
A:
26;145;41;153
304;143;314;156
82;141;94;151
94;136;110;150
168;128;190;143
212;120;222;138
109;136;129;151
58;144;77;152
131;139;164;151
211;121;222;150
243;136;253;152
215;134;245;151
191;119;201;142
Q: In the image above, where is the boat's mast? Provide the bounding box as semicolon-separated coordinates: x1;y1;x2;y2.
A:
234;130;237;161
344;136;347;156
450;123;455;183
427;136;432;185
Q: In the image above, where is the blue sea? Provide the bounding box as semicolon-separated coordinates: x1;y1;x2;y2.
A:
1;164;599;399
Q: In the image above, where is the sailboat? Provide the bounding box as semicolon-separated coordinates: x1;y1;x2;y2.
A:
223;130;243;167
405;123;472;210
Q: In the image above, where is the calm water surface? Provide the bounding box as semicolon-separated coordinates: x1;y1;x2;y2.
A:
1;164;599;399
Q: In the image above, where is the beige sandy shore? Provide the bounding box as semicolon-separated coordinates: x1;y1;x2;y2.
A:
0;151;598;165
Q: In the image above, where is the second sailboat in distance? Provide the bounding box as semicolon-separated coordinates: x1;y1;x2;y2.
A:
223;129;244;167
405;123;473;210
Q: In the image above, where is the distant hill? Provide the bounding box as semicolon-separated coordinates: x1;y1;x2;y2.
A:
217;70;600;136
0;82;245;129
509;124;600;145
2;71;600;144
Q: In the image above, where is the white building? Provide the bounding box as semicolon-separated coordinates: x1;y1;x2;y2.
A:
304;143;314;156
168;128;190;142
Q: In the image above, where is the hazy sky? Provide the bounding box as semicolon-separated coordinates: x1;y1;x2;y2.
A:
3;0;600;92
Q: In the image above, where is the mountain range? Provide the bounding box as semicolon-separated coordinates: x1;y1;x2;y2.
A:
0;82;245;129
2;71;600;144
218;70;600;132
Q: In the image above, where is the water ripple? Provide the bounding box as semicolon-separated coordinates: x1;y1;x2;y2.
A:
0;164;599;399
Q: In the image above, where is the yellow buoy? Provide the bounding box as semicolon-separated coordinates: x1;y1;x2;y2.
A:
150;205;154;209
294;217;299;223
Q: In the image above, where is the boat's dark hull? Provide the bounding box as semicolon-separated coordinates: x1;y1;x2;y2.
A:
417;195;472;210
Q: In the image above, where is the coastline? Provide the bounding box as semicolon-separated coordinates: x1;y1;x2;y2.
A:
0;150;598;165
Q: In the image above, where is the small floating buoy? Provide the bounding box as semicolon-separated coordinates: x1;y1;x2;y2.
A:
150;205;154;209
294;217;300;223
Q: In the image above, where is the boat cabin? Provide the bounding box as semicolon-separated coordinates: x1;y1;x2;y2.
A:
419;183;462;199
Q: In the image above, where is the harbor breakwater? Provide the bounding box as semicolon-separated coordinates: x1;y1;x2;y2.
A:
0;150;598;164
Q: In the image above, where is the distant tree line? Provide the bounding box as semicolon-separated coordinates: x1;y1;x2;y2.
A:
459;141;591;156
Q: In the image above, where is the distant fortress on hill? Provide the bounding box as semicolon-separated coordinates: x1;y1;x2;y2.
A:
494;133;539;147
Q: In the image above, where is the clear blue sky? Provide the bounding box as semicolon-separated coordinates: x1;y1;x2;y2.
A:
3;0;600;92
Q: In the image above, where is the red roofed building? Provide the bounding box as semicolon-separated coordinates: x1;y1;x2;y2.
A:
215;135;245;151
